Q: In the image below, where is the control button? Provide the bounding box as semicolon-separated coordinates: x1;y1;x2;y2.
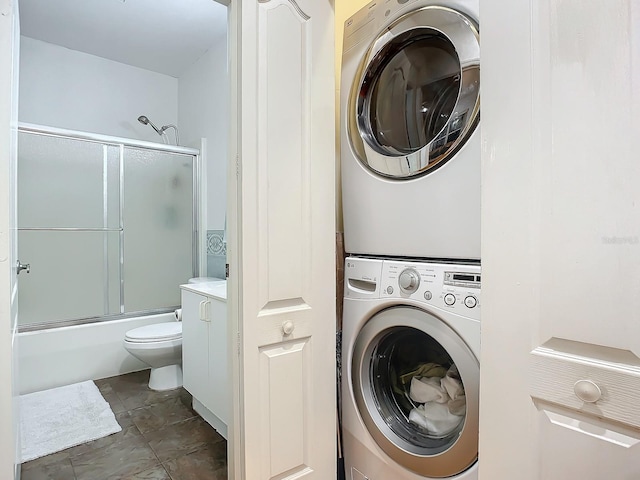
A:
386;286;394;295
444;293;456;306
464;296;477;308
398;268;420;294
424;291;432;301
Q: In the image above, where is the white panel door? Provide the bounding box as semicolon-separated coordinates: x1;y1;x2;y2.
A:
480;1;640;479
0;0;20;476
233;0;336;479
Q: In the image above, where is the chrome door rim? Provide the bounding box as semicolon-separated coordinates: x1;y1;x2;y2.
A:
352;306;479;477
348;6;480;180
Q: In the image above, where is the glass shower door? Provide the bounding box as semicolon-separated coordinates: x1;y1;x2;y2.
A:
17;132;121;327
122;147;194;313
17;127;198;330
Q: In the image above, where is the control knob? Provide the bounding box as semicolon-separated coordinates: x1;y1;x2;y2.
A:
398;268;420;294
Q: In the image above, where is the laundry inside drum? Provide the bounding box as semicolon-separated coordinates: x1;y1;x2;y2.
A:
369;326;466;454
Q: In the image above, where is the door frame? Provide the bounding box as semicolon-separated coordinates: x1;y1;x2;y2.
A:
224;0;242;478
0;0;20;476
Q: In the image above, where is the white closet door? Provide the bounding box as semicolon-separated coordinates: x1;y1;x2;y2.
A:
231;0;336;479
481;1;640;479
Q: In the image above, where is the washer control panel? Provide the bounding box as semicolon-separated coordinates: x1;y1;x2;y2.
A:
345;257;481;321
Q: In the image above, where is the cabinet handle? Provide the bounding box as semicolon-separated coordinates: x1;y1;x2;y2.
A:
199;300;211;322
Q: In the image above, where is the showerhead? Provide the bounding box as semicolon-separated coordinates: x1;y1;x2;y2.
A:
137;115;180;145
137;115;163;135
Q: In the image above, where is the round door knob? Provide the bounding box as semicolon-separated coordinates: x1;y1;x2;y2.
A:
574;379;601;403
398;269;420;294
282;321;295;336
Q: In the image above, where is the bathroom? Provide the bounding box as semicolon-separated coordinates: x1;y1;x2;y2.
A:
17;0;228;385
14;0;232;477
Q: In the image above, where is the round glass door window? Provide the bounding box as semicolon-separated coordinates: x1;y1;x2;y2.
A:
364;33;461;156
352;307;478;477
348;6;480;179
371;327;466;451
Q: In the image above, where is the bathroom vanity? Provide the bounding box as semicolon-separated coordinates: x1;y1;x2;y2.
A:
180;280;228;439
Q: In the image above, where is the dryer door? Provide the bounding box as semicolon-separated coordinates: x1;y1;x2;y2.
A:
352;306;479;477
348;6;480;180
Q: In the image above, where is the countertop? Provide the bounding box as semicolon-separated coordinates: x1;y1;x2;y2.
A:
180;279;227;302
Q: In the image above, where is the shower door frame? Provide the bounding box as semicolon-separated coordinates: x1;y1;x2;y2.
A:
17;122;202;332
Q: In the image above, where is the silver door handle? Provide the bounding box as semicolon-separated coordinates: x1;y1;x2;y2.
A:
17;261;30;275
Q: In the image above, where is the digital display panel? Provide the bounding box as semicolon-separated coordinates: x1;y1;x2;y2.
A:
452;274;475;281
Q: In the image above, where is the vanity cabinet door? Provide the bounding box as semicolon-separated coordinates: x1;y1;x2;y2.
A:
181;289;210;403
207;298;228;426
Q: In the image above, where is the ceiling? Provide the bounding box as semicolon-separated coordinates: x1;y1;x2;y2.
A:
19;0;228;78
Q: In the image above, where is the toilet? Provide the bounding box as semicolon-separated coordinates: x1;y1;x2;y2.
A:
123;277;219;391
124;322;183;391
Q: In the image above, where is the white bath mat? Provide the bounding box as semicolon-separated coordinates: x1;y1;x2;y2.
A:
19;380;122;463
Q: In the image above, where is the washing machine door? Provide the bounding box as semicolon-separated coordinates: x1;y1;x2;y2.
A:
352;306;479;478
348;6;480;180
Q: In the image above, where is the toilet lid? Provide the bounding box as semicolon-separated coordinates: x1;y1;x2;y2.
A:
125;322;182;343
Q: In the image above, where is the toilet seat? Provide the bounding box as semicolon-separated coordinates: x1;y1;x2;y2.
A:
125;323;182;343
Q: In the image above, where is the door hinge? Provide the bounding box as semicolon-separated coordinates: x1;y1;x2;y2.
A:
225;263;229;278
235;154;240;177
237;331;241;357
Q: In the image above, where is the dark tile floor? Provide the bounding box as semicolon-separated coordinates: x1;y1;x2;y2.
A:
21;370;228;480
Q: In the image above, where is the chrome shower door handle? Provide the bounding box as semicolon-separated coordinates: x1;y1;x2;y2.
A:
17;261;30;275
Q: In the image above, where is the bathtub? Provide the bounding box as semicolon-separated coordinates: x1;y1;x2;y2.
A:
17;313;176;394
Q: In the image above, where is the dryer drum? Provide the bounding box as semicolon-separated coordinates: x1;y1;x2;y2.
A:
348;6;480;180
362;32;462;157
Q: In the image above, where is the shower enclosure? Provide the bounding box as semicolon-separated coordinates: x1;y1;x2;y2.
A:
17;124;199;331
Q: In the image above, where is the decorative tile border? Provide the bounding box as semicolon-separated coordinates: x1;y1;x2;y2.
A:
206;229;226;279
206;230;226;256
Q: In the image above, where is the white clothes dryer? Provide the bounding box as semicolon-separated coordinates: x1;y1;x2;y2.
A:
342;256;480;480
340;0;480;260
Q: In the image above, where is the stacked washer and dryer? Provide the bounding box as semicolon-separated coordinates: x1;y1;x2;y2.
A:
340;1;481;479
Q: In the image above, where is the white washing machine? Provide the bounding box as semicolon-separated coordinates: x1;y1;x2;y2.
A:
340;0;480;260
342;256;480;480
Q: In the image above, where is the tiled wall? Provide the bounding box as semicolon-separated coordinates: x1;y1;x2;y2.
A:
206;229;226;279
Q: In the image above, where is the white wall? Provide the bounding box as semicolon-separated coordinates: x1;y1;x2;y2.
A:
178;36;228;230
18;36;178;142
